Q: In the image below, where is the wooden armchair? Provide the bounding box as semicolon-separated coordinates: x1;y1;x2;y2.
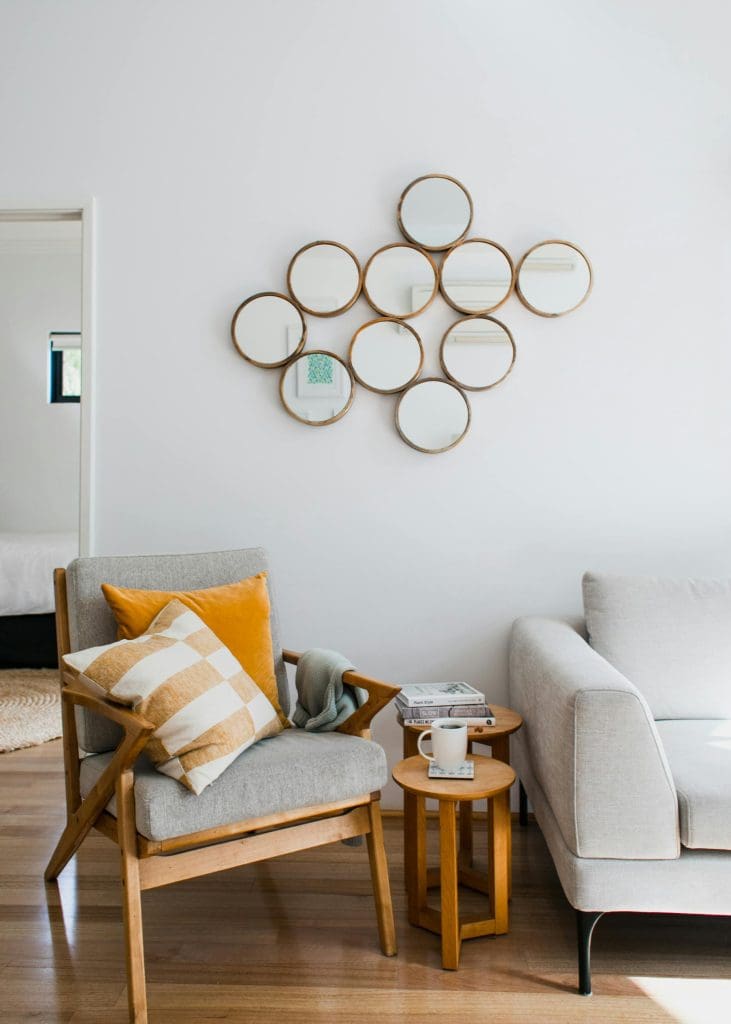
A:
44;549;400;1024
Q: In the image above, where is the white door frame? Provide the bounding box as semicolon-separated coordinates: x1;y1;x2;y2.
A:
0;199;97;555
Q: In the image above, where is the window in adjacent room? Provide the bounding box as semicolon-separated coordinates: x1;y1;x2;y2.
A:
49;332;81;403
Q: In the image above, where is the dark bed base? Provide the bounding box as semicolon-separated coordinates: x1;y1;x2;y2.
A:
0;613;58;668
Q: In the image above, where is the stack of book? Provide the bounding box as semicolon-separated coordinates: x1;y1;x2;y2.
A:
396;682;495;726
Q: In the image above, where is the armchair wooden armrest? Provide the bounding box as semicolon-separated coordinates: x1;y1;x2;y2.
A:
61;672;155;739
45;676;155;882
282;649;401;738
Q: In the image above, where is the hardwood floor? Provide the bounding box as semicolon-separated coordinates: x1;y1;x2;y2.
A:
1;741;728;1023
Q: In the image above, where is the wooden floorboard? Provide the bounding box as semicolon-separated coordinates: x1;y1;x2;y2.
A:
0;740;729;1022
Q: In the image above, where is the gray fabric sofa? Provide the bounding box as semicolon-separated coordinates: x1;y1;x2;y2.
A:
509;572;731;994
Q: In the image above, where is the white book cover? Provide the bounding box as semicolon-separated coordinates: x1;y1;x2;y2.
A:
398;682;486;707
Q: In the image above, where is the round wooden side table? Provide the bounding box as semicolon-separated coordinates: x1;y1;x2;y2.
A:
392;754;516;970
398;706;523;899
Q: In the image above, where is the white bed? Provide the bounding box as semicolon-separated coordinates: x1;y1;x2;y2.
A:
0;532;78;616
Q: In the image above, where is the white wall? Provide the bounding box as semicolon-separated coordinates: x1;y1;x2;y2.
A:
0;242;81;533
2;1;730;805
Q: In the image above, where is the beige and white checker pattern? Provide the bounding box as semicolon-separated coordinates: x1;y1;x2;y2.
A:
63;599;282;794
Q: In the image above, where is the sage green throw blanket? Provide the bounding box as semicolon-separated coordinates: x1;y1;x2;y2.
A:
292;648;367;732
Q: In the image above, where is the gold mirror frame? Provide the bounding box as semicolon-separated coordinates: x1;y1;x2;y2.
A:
515;239;593;317
439;314;516;393
397;173;474;252
362;242;438;320
439;238;515;315
279;350;355;427
347;318;424;395
395;377;472;455
230;291;306;369
286;240;362;318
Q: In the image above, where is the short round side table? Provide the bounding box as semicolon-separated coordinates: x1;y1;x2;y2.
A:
398;706;523;901
392;754;516;970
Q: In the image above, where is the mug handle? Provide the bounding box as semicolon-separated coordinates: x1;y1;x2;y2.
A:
417;729;435;762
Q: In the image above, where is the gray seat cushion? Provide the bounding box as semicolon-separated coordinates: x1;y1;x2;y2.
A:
656;720;731;851
79;728;387;841
65;548;290;753
583;572;731;719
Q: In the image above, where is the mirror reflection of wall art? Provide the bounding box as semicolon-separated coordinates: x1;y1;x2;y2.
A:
231;174;592;452
280;351;353;426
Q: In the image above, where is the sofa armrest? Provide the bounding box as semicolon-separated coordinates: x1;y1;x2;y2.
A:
509;617;679;859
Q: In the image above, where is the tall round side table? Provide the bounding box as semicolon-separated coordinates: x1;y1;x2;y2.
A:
398;706;523;902
392;754;516;969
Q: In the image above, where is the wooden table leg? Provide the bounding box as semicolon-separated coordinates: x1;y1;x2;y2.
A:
487;735;512;898
458;800;473;869
439;800;460;970
488;790;510;934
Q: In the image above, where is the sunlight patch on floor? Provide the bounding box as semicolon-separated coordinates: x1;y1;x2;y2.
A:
631;977;731;1024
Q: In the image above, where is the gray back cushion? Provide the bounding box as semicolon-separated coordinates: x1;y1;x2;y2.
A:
583;571;731;720
65;548;290;752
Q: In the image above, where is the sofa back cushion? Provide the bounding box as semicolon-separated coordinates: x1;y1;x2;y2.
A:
583;572;731;720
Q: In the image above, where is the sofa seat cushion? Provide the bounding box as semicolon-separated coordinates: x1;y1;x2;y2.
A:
79;728;387;842
655;720;731;851
583;572;731;719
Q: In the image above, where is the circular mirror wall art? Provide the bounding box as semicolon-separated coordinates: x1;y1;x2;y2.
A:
515;239;592;317
279;350;354;426
440;315;516;392
348;318;424;394
363;243;438;319
396;378;471;454
397;174;473;251
440;238;514;315
231;291;306;368
232;175;594;452
287;241;362;317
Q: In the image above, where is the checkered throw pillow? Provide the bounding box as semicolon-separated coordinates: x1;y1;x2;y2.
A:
63;599;282;794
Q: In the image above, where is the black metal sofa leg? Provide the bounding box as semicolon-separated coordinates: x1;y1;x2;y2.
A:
518;782;528;826
577;910;604;995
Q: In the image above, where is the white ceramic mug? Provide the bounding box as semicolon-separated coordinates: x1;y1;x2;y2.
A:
417;718;468;770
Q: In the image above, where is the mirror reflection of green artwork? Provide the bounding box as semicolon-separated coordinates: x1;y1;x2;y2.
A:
307;352;334;385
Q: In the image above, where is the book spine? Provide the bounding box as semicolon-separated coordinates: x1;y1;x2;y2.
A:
398;693;486;708
398;703;491;719
402;716;497;727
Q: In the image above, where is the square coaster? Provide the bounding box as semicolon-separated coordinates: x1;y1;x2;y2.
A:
428;761;475;780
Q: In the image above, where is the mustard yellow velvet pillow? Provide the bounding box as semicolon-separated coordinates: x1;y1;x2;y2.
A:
101;573;288;727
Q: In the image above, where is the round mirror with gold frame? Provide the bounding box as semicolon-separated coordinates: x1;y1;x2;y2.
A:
440;315;516;392
396;377;471;454
439;238;514;315
279;350;354;426
397;174;473;252
287;241;362;317
515;239;592;317
363;243;438;319
231;291;306;368
348;318;423;394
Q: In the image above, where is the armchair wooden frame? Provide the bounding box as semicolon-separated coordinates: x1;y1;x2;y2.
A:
45;569;400;1024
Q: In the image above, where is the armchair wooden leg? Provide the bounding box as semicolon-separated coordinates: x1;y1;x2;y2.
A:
117;771;148;1024
365;801;397;956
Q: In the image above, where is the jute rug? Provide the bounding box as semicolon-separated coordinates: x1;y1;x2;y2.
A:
0;669;61;753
